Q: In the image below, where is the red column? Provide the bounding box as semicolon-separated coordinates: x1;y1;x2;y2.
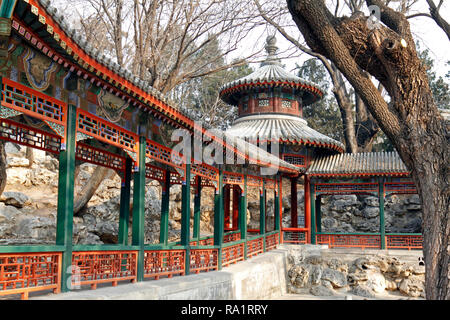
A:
279;178;283;243
291;177;298;228
224;185;231;231
232;186;240;230
304;175;311;243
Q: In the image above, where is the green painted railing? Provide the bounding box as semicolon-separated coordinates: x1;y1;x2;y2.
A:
0;245;65;253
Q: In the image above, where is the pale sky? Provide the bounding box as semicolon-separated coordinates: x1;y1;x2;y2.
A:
235;0;450;80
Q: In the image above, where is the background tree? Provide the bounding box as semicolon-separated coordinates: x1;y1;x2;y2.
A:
255;0;381;153
51;0;263;213
296;58;344;142
286;0;449;300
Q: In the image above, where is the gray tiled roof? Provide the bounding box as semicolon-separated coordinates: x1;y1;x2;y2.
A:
220;36;324;106
207;129;301;173
306;151;409;176
226;114;345;152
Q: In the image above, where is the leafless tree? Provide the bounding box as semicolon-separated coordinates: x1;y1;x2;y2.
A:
255;0;382;153
287;0;449;300
53;0;265;213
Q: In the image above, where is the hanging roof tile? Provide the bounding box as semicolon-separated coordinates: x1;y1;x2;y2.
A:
306;151;410;177
226;114;345;152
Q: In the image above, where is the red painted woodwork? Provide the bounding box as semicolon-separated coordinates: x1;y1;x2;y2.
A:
384;182;418;195
282;229;308;244
143;250;185;279
232;186;240;231
316;234;381;249
386;235;423;250
223;232;241;243
224;185;231;230
221;243;245;267
1;78;67;128
247;237;264;258
0;252;62;300
0;118;61;154
304;176;311;242
315;182;379;195
190;249;219;273
265;233;279;251
291;178;298;228
71;251;137;289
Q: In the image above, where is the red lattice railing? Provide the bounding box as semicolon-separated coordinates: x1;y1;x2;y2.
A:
72;251;137;289
0;118;61;154
315;183;379;195
1;78;67;127
190;249;218;274
146;139;185;171
0;252;62;300
222;243;245;268
223;172;244;185
282;154;307;168
247;237;264;258
384;182;418;195
223;232;241;243
145;163;166;184
316;234;381;249
247;175;263;188
282;229;307;244
197;237;214;246
386;234;423;250
77;109;138;154
265;178;277;190
265;233;279;251
192;163;219;182
76;142;126;172
143;250;185;279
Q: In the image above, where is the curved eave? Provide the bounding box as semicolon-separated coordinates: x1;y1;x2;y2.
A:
219;80;324;106
307;172;410;178
18;0;194;131
246;137;344;153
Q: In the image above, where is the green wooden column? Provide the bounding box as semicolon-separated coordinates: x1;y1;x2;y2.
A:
260;180;266;251
180;164;191;275
118;157;132;245
379;179;386;249
240;174;248;259
310;183;316;245
193;176;201;240
56;103;77;293
0;0;18;18
131;136;146;282
274;178;281;233
260;181;266;235
159;171;171;245
214;167;224;269
316;195;322;233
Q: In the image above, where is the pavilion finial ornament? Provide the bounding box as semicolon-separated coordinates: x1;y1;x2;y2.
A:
262;35;281;67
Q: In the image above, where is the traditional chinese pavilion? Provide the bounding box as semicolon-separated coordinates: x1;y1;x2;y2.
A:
221;36;421;249
0;0;422;300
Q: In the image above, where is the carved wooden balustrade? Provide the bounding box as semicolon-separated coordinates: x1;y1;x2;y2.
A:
71;251;137;289
143;250;185;280
190;249;219;274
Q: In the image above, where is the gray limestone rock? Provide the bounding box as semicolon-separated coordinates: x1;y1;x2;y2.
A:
350;285;375;298
321;268;347;288
0;191;30;208
310;285;335;296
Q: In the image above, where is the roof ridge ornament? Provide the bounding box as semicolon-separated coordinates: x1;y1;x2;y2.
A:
261;35;282;67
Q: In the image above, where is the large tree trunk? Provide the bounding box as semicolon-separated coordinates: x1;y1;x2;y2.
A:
0;141;6;196
287;0;449;299
73;166;115;215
